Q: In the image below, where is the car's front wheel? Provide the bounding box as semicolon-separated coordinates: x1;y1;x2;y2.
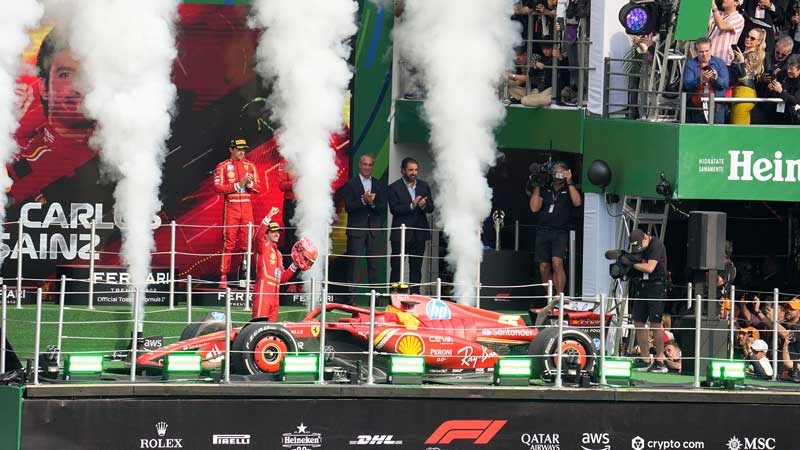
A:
528;327;596;379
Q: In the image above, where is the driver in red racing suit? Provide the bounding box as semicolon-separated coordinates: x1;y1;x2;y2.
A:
252;207;318;320
214;137;263;288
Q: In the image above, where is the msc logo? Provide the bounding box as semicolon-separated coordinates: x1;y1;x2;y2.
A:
426;299;451;320
726;436;776;450
349;435;403;445
425;420;507;445
581;432;611;450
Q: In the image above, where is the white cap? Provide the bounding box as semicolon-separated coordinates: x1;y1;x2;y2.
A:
751;339;768;353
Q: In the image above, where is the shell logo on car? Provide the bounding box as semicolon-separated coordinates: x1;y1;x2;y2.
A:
397;334;425;355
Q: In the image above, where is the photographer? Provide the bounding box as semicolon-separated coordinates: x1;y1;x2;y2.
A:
529;162;581;295
628;229;669;373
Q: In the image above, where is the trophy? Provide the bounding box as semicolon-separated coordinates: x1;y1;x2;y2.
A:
492;210;505;251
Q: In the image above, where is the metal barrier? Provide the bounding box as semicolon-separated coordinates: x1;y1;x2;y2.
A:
603;56;788;124
6;283;800;388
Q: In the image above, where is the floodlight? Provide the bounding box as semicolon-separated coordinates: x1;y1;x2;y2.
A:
163;353;202;380
707;359;745;388
618;1;659;35
493;357;532;386
597;358;632;385
63;354;104;380
281;354;319;382
388;355;425;384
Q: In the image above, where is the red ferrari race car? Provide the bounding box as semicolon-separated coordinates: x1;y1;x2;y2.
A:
136;293;599;381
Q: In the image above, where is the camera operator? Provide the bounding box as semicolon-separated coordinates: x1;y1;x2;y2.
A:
529;162;581;295
628;229;669;373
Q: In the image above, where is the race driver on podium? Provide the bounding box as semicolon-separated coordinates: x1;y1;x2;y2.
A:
253;207;318;321
214;137;263;289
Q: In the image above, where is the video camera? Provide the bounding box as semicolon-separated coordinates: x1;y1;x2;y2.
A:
525;161;569;196
604;249;643;280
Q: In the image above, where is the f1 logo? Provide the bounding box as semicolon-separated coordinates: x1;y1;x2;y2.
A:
425;420;507;445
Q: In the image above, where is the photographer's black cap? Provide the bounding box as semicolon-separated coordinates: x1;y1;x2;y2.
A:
629;229;646;252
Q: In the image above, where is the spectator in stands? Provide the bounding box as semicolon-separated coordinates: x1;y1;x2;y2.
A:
505;46;530;102
754;37;794;123
767;53;800;123
684;38;730;123
739;0;785;59
782;297;800;326
790;1;800;52
534;0;559;45
563;0;590;105
730;28;767;124
522;39;555;107
779;334;800;379
514;1;535;42
746;338;774;378
709;0;746;65
664;339;682;372
734;326;760;359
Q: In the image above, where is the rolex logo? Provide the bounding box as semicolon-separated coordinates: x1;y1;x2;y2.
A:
156;422;168;437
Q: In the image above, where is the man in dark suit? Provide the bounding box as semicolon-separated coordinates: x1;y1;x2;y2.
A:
388;157;435;294
343;154;388;303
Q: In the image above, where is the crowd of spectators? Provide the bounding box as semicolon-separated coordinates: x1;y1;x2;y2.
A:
725;294;800;379
505;0;590;107
683;0;800;124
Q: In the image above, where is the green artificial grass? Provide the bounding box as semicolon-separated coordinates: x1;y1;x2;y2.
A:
4;304;312;360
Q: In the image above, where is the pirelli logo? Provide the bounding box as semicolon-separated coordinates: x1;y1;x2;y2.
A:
212;434;250;445
425;420;507;445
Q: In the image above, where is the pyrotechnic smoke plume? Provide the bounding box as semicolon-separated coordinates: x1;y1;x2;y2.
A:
251;0;357;281
395;0;518;304
44;0;179;315
0;1;44;225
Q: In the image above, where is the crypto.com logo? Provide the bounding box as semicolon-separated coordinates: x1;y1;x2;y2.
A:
425;420;507;445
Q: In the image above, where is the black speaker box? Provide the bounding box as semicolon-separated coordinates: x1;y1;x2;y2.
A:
672;315;729;376
479;250;537;310
687;211;726;270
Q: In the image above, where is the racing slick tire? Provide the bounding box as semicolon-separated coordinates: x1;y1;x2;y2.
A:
230;323;297;375
529;327;596;380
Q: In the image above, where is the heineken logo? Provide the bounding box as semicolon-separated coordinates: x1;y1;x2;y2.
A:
724;150;800;182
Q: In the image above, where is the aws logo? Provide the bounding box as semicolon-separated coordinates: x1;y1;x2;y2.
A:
581;432;610;450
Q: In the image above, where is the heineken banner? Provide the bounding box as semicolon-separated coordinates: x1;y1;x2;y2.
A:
676;126;799;202
20;397;797;449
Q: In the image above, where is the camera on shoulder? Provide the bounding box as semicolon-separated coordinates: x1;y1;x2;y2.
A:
605;249;643;280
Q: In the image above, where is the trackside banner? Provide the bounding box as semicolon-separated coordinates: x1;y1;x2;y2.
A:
677;126;800;201
21;397;796;449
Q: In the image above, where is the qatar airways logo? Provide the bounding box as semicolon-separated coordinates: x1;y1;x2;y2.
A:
727;150;800;182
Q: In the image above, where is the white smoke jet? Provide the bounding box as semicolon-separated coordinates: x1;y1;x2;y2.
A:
395;0;518;304
0;1;44;223
44;0;179;319
251;0;358;281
